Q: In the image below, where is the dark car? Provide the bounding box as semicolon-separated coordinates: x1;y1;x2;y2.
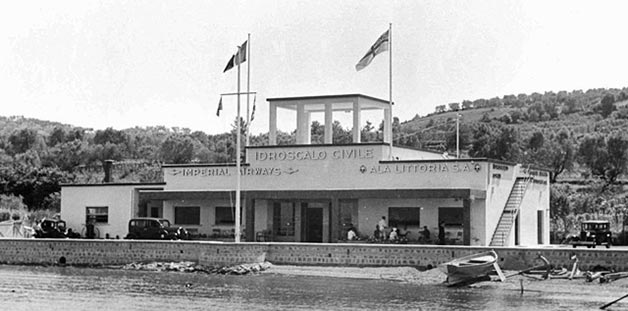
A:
125;218;189;240
570;220;612;248
34;218;81;239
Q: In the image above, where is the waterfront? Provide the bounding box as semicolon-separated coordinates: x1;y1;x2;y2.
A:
0;264;625;310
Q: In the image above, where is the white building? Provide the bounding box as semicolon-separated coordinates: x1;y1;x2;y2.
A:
61;94;550;246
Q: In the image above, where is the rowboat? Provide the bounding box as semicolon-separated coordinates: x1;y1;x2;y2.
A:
439;250;499;285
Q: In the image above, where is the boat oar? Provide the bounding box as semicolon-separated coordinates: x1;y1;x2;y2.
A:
504;263;550;279
600;293;628;310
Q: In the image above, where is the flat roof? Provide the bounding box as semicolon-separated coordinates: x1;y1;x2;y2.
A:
266;94;392;112
60;182;166;187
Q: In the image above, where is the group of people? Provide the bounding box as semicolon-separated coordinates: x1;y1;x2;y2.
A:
371;217;448;244
371;216;405;242
348;217;449;244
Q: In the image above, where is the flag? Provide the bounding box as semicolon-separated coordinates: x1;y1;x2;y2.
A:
223;55;235;73
250;95;256;122
223;40;248;73
355;30;389;71
216;97;223;116
236;40;247;65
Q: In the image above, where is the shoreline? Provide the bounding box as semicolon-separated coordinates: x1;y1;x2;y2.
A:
261;263;628;306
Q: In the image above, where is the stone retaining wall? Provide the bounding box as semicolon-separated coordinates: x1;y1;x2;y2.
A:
0;239;625;271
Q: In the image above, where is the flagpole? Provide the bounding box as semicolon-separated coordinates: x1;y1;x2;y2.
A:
456;113;460;158
235;54;242;243
388;23;393;160
246;33;251;147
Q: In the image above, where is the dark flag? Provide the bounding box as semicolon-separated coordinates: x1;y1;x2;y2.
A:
216;97;223;116
250;95;256;121
223;55;235;73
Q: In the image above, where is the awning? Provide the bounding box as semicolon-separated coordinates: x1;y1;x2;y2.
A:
138;189;486;201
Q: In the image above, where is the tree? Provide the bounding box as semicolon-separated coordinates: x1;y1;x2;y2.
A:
160;135;194;164
577;135;608;179
310;120;325;144
461;100;473;110
598;94;616;118
361;120;379;142
332;121;352;144
546;130;576;183
44;140;88;172
0;162;73;210
8;128;41;154
445;123;471;154
577;134;628;185
550;185;572;235
48;126;67;146
528;129;575;183
528;131;545;151
469;124;520;161
93;127;128;145
605;134;628;184
448;103;460;111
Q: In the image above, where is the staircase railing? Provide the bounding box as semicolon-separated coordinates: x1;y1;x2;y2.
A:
489;176;533;246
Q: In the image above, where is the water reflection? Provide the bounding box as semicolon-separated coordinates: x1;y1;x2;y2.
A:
0;265;606;310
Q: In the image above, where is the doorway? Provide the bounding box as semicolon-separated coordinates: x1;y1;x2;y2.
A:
304;206;323;242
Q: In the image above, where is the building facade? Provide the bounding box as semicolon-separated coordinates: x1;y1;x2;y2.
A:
60;94;550;246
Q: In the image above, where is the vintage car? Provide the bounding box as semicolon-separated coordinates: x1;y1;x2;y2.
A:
34;218;81;239
570;220;612;248
125;218;189;240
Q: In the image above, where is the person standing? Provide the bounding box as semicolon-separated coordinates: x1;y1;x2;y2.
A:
378;216;387;240
421;226;431;242
438;221;446;245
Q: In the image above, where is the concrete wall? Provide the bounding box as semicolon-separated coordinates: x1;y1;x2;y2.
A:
162;198;246;237
470;199;486;246
391;146;444;161
356;198;462;242
61;185;147;239
483;164;551;246
163;145;489;192
1;239;627;272
485;166;516;245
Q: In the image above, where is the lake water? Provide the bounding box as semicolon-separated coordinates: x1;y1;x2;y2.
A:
0;265;613;310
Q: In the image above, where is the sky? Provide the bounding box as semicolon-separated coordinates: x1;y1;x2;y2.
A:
1;0;628;135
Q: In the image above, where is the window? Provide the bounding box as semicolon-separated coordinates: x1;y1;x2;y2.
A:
86;206;108;224
215;206;235;225
175;206;200;225
438;207;463;225
388;207;420;228
150;207;161;218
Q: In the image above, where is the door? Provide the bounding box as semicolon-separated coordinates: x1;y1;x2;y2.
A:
305;207;323;242
537;210;544;244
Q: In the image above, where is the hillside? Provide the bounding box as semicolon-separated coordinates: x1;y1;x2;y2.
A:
397;88;628;153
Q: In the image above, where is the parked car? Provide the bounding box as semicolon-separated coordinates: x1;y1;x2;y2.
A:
34;218;81;239
570;220;612;248
125;218;189;240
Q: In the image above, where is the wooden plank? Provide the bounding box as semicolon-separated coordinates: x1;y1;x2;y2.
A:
493;262;506;282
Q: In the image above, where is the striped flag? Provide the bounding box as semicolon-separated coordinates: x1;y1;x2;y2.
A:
223;40;248;73
355;30;389;71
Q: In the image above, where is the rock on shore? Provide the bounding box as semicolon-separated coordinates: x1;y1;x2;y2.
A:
121;261;272;275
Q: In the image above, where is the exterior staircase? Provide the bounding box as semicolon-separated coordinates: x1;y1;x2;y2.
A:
489;177;532;246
